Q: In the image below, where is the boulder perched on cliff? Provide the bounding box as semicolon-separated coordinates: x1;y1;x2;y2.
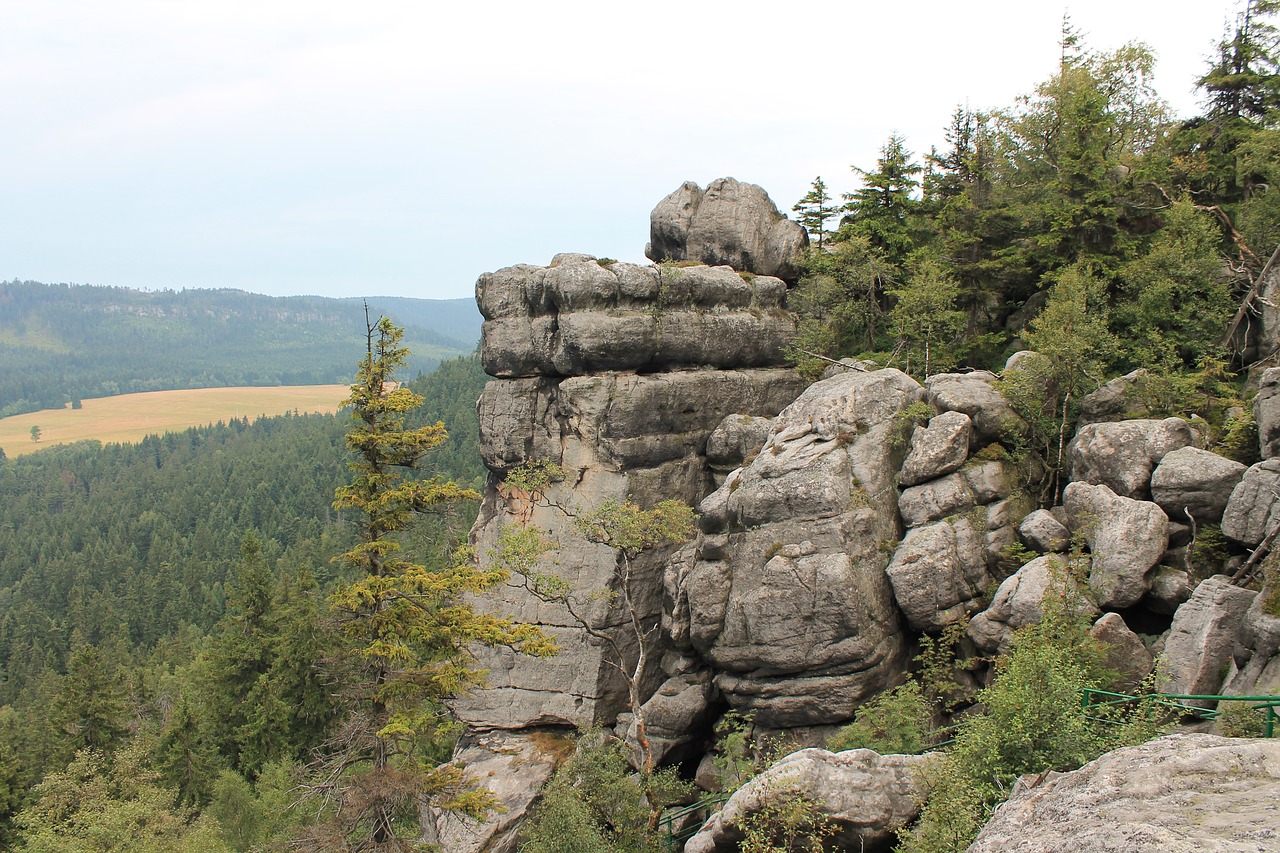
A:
1076;368;1150;425
1063;481;1168;609
1157;575;1256;699
645;178;808;281
667;369;923;726
1067;417;1200;499
968;734;1280;852
684;748;938;853
477;254;797;377
923;371;1022;444
897;410;972;487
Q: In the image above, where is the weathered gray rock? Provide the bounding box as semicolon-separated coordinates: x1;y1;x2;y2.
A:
705;414;773;474
886;518;990;632
898;410;972;487
1222;459;1280;546
897;461;1013;528
420;731;561;853
625;671;716;767
1145;565;1196;615
477;256;797;377
924;371;1024;444
1157;576;1257;699
1150;446;1246;524
1255;367;1280;459
645;178;809;281
667;370;924;726
1224;586;1280;696
968;734;1280;853
1018;509;1070;553
1067;417;1200;499
684;748;938;853
1089;613;1154;692
1076;368;1151;425
458;366;806;731
968;556;1098;655
1063;481;1169;609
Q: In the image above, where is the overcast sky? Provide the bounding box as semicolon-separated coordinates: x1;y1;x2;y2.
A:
0;1;1241;300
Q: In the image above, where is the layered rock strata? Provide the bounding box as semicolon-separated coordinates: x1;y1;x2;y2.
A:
454;253;806;732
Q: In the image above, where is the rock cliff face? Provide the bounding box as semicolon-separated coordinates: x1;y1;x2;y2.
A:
454;251;806;732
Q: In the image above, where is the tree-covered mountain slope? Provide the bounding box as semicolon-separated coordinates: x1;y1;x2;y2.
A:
0;281;482;416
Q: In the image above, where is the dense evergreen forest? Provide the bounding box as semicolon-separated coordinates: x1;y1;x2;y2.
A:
0;355;486;849
0;282;482;417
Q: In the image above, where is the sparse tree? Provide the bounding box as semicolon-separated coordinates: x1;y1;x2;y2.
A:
29;425;40;443
792;177;838;248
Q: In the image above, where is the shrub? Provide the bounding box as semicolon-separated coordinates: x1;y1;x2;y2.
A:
827;681;932;755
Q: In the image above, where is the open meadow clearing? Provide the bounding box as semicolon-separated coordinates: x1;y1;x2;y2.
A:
0;385;350;458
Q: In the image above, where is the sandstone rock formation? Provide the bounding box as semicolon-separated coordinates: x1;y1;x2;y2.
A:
968;734;1280;852
645;178;809;281
455;253;807;732
1063;481;1168;609
1150;446;1246;524
1067;417;1200;499
684;748;938;853
1157;576;1257;699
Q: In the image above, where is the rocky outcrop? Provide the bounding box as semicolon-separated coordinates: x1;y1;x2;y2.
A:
477;254;796;378
645;178;809;282
1224;586;1280;696
1076;368;1150;425
1157;576;1257;700
886;517;989;632
897;461;1012;528
968;734;1280;852
667;369;921;726
685;748;938;853
897;411;972;487
456;252;807;732
1089;613;1154;692
1067;418;1200;499
1018;509;1069;553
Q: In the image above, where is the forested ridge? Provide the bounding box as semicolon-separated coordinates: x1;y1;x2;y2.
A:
0;355;486;849
0;282;482;417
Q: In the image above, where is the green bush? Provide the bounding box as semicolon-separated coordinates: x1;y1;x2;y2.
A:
827;681;932;755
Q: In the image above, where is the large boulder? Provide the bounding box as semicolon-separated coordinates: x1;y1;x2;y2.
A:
1068;418;1200;499
1221;459;1280;546
1149;447;1246;525
667;370;925;726
624;671;716;768
477;254;797;377
897;461;1013;528
1063;481;1169;609
1157;575;1257;699
684;748;938;853
886;517;990;632
1017;509;1069;553
968;555;1098;655
420;731;562;853
968;734;1280;852
1089;613;1154;692
924;372;1023;444
645;178;809;282
898;410;972;486
1076;369;1151;425
1224;586;1280;696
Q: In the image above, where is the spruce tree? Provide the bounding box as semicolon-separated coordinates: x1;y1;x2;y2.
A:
792;176;837;248
298;313;551;852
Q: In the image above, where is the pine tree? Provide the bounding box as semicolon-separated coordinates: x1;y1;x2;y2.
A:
841;134;922;264
297;312;552;852
792;177;837;248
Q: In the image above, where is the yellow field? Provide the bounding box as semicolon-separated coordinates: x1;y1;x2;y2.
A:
0;385;350;458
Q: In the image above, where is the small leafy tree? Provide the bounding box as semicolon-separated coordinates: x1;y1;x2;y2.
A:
29;425;40;443
886;256;967;378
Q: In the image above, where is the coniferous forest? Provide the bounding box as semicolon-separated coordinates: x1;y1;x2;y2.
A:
3;3;1280;850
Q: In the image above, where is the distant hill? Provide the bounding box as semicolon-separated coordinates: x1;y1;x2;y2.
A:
0;281;483;416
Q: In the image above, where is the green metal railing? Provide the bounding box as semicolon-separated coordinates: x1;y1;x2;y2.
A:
1081;688;1280;738
661;793;729;851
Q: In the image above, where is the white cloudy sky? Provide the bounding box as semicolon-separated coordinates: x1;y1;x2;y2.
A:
0;1;1240;300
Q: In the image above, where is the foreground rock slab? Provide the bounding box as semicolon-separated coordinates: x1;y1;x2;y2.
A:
967;733;1280;852
685;748;938;853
